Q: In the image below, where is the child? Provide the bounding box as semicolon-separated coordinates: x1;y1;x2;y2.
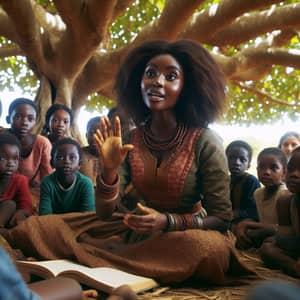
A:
107;107;135;136
226;140;260;227
6;98;52;213
80;117;101;187
0;133;32;229
42;103;73;145
260;146;300;277
39;138;95;215
278;131;300;160
235;147;287;249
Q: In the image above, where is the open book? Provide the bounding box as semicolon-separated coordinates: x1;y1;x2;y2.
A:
17;259;159;294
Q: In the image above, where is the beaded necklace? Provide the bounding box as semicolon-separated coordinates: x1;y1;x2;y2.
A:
142;122;188;152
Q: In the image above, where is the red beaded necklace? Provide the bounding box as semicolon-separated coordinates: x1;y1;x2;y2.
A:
142;122;188;152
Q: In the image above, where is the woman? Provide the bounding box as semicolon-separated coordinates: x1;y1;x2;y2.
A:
8;40;253;285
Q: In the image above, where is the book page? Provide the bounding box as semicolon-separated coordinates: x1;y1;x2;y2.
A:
64;266;157;289
18;259;84;277
18;260;158;293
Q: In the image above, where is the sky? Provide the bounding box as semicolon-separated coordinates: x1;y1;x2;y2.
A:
1;90;299;150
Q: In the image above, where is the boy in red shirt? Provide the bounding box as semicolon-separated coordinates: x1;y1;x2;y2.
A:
0;132;32;229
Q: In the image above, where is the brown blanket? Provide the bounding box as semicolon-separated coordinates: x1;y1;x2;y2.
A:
8;212;255;285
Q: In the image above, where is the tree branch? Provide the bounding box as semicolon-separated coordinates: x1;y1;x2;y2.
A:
0;45;23;58
87;0;117;39
180;0;282;42
52;0;118;80
111;0;136;21
207;2;300;46
73;49;123;104
0;0;46;73
0;10;18;41
52;0;81;31
134;0;205;42
218;45;300;81
234;81;300;107
240;47;300;71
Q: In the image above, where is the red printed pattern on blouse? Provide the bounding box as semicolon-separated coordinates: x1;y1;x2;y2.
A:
129;128;201;211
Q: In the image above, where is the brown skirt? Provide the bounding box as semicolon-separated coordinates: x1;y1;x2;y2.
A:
7;212;255;285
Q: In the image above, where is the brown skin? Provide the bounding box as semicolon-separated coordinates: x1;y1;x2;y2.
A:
9;104;37;159
48;109;71;144
52;144;81;189
94;54;228;232
260;236;300;277
0;144;31;228
260;151;300;276
235;153;286;249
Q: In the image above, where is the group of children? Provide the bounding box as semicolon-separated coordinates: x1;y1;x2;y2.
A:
226;131;300;277
0;98;105;231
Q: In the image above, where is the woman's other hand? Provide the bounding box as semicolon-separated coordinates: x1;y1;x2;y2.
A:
124;203;167;234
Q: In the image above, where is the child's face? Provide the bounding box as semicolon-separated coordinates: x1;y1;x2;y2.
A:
49;109;71;138
0;144;19;178
227;146;250;176
53;144;80;176
257;154;285;187
86;121;101;150
10;104;36;137
286;151;300;194
280;136;300;157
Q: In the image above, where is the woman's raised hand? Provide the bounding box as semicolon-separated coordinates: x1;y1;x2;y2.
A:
94;116;134;172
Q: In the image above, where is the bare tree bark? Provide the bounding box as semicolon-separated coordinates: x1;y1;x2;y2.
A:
207;2;300;46
180;0;282;41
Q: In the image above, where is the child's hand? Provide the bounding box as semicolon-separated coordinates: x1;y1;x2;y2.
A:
93;117;134;172
82;289;98;300
123;203;168;234
8;209;31;227
107;285;137;300
234;221;252;249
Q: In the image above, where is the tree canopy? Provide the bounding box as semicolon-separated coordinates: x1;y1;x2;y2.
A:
0;0;299;129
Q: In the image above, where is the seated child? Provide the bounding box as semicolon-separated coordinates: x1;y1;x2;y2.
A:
0;245;100;300
42;103;73;145
0;133;32;229
0;245;41;300
80;117;101;187
107;107;135;136
6;98;53;212
226;140;260;227
235;147;287;249
260;146;300;277
39;138;95;215
278;131;300;160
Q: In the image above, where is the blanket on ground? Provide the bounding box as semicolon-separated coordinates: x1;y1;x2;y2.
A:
138;249;300;300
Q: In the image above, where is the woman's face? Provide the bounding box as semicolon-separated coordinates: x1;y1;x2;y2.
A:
141;54;184;112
